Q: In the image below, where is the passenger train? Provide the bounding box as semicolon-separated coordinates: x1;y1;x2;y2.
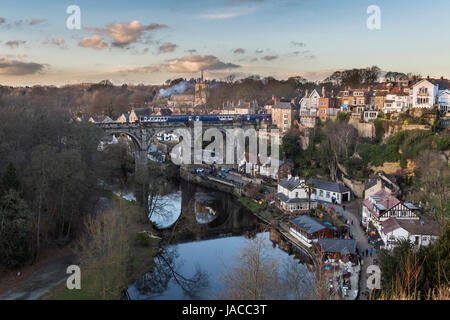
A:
139;114;271;123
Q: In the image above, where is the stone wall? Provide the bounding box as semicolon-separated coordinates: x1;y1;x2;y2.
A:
342;176;365;198
349;120;375;138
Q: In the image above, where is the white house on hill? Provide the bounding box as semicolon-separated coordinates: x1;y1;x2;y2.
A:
380;218;441;250
412;79;439;109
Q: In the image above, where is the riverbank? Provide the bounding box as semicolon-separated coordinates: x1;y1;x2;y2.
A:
40;192;161;300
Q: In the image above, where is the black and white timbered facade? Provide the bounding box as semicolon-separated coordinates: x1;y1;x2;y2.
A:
362;190;420;232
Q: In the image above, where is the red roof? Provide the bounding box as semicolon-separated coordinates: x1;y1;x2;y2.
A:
362;189;400;218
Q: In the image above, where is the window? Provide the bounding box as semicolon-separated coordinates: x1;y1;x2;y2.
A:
326;192;330;198
319;190;323;196
284;114;288;118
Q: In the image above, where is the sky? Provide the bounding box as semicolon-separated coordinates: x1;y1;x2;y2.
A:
0;0;449;86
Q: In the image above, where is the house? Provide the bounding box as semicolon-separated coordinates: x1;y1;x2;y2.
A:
411;79;439;109
276;177;317;214
263;95;277;114
438;89;450;112
317;238;357;262
372;92;388;111
380;218;441;250
363;110;379;122
289;215;335;248
361;189;420;232
129;107;152;122
318;88;339;122
383;85;412;113
115;113;130;123
364;172;401;198
308;178;351;204
271;99;299;133
102;116;114;123
339;88;370;108
299;89;320;128
88;116;101;123
277;159;294;182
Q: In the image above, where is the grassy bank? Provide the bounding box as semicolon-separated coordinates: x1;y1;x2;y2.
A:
41;193;160;300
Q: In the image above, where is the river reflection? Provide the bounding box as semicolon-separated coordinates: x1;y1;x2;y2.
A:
127;232;312;300
117;179;313;300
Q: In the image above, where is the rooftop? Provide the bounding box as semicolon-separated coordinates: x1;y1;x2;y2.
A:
291;215;329;234
308;178;351;193
318;238;357;255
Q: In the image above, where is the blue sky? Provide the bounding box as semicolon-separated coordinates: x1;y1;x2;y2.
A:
0;0;449;86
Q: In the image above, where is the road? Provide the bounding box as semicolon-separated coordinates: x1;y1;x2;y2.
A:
333;200;377;300
0;254;75;300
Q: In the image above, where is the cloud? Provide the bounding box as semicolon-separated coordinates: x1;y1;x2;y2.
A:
29;19;47;25
168;54;240;73
291;41;306;47
200;6;258;20
43;37;67;49
78;35;108;50
5;40;26;48
92;21;168;47
262;55;278;61
255;49;264;54
159;42;177;53
0;58;44;75
233;48;245;54
0;17;5;24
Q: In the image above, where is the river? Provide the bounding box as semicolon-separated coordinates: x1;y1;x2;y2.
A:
115;178;314;300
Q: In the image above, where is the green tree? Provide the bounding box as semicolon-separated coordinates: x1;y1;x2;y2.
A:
0;190;34;269
2;162;20;193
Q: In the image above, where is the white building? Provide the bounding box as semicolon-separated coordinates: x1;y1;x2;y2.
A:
438;89;450;112
276;177;317;213
363;110;379;122
308;178;351;204
411;79;439;109
380;218;440;251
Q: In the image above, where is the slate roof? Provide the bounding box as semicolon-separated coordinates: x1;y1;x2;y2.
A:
397;219;441;236
362;190;401;218
308;178;350;193
291;215;329;234
318;238;357;255
133;108;152;117
382;218;441;236
279;177;304;191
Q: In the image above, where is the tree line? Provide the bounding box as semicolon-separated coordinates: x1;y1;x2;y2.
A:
0;106;125;270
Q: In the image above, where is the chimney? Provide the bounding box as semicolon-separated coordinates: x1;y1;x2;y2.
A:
305;89;309;97
322;86;325;97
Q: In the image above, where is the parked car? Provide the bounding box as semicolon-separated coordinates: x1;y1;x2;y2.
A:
221;167;233;173
194;168;205;174
217;172;226;179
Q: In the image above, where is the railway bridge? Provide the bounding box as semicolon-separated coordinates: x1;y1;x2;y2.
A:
96;118;274;180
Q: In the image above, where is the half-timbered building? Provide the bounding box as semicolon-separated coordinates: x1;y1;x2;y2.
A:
361;189;420;232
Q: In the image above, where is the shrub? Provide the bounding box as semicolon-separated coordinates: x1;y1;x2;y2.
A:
136;232;151;247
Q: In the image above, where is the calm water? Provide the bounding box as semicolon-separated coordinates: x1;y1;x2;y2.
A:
116;179;312;300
